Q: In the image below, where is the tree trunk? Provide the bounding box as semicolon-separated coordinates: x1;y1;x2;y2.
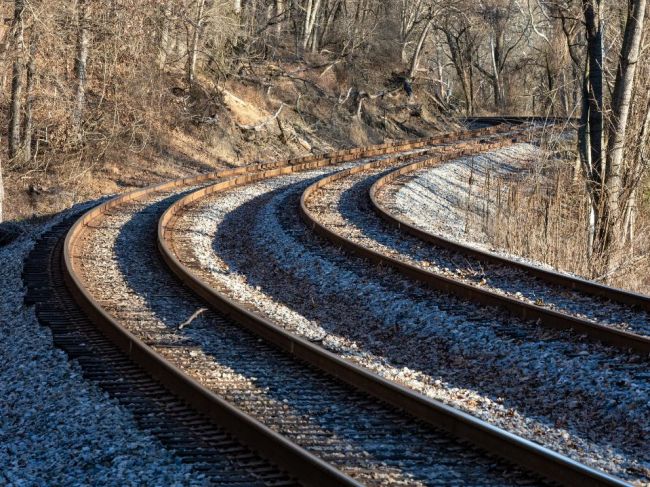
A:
303;0;313;49
580;0;606;264
23;28;37;164
318;0;339;48
310;23;319;52
72;0;89;141
9;0;25;160
444;30;474;115
275;0;284;35
409;19;431;78
158;1;171;69
187;0;206;86
604;0;647;266
489;35;505;110
303;0;321;51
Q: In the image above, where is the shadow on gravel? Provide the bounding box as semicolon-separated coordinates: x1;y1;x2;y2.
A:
213;177;649;464
111;189;511;486
8;197;110;249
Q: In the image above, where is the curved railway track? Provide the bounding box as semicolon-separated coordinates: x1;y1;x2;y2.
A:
55;124;529;486
22;118;642;486
366;152;650;353
24;214;293;486
157;122;638;486
300;136;650;354
62;141;469;487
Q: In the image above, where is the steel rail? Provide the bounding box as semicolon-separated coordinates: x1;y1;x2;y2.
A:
62;126;505;487
303;132;650;355
64;177;359;487
365;162;650;354
159;128;628;487
25;215;296;485
368;148;650;308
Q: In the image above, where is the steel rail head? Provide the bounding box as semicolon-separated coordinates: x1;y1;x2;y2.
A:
159;127;630;487
305;164;650;358
62;126;505;487
63;170;369;487
366;138;650;354
368;143;650;311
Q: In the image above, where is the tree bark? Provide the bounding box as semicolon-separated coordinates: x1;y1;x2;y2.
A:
275;0;284;35
72;0;89;141
187;0;206;86
444;28;475;115
158;1;171;69
303;0;321;51
409;19;431;78
489;34;504;110
580;0;606;262
604;0;647;264
9;0;25;160
23;28;37;164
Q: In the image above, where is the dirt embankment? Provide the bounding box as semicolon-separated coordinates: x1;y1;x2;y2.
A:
4;60;453;223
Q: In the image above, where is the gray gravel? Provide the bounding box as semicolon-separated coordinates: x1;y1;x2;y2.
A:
0;206;196;486
72;181;536;486
178;169;650;485
372;144;650;336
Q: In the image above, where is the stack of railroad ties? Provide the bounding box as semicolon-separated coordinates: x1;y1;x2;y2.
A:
57;118;641;486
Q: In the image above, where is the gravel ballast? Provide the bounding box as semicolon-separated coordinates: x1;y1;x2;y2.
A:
364;145;650;336
1;209;196;486
70;179;534;486
176;168;650;485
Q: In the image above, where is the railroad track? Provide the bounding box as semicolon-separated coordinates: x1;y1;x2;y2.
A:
22;118;644;485
52;124;527;486
368;145;650;354
23;214;293;486
157;122;642;485
295;133;648;479
300;131;650;354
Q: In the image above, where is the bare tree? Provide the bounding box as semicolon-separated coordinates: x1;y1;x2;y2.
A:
72;0;89;141
276;0;285;35
398;0;427;63
474;0;529;111
158;1;172;69
9;0;26;160
566;0;648;274
187;0;206;85
23;27;37;164
409;11;434;78
603;0;647;264
302;0;322;51
436;8;478;115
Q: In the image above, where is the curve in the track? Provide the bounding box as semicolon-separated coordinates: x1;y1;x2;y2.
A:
367;149;650;353
300;132;650;355
159;124;628;487
61;126;508;486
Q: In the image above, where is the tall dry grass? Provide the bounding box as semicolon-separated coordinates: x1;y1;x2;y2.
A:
463;135;650;294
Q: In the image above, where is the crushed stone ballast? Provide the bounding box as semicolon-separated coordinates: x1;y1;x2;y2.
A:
159;125;636;486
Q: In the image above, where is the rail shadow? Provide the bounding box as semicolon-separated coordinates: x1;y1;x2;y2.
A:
112;189;497;485
212;176;649;465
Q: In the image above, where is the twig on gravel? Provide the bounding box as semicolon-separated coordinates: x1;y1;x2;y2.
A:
178;307;208;330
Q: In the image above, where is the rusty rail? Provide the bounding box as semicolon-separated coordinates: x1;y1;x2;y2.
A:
159;126;629;487
301;130;650;355
368;157;650;315
364;154;650;353
63;125;507;487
